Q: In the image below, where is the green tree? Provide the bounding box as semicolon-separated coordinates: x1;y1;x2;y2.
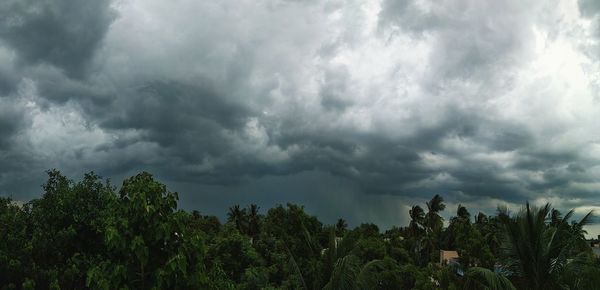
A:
228;205;248;234
498;203;593;290
464;267;515;290
335;219;348;236
87;172;207;289
408;205;425;238
0;197;31;288
422;195;446;263
444;204;494;269
425;194;446;232
260;204;323;289
29;170;116;289
247;204;261;239
206;225;259;284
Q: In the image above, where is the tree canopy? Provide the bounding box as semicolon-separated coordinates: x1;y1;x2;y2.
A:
0;170;598;290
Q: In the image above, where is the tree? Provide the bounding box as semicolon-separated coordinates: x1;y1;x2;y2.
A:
421;195;446;263
335;219;348;236
260;204;323;288
27;170;116;289
320;229;397;290
87;172;207;289
498;202;594;290
475;212;488;226
457;204;470;221
228;205;248;234
425;194;446;232
408;205;425;238
0;197;31;288
4;169;600;290
206;225;259;283
464;267;515;290
189;210;222;237
322;255;392;290
247;204;261;239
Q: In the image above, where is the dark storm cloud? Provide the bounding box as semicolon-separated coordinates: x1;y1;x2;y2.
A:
0;0;116;78
0;99;26;150
0;71;18;95
0;0;116;198
90;80;258;182
103;81;251;135
234;106;538;202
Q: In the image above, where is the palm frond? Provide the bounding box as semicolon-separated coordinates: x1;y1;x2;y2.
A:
464;267;516;290
286;247;308;290
323;255;361;290
561;209;575;224
356;259;386;289
576;210;594;228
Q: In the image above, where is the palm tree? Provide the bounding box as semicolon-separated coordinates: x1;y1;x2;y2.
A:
246;204;260;238
227;205;247;234
419;195;446;264
475;212;488;225
408;205;425;237
335;219;348;236
425;194;446;232
322;255;385;290
498;202;593;290
191;210;201;219
550;209;562;226
457;204;470;221
319;229;386;290
464;267;515;290
408;205;429;265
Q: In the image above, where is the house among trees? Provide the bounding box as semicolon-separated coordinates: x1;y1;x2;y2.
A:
439;250;459;265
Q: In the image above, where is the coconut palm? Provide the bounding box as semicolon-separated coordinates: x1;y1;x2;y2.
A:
246;204;260;238
320;229;386;290
464;267;515;290
408;205;425;237
335;218;348;236
457;204;471;221
425;194;446;232
475;212;488;226
322;255;386;290
227;205;247;234
288;227;387;290
550;209;562;226
498;202;593;290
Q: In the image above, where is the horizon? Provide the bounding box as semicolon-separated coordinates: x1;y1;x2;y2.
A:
7;169;600;239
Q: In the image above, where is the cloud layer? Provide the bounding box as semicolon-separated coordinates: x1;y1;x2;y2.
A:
1;0;600;228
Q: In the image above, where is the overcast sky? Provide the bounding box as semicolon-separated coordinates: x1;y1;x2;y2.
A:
1;0;600;231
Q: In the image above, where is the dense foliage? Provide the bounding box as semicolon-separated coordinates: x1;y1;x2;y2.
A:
1;170;599;289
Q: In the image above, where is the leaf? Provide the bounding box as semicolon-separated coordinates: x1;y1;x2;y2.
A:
464;267;515;290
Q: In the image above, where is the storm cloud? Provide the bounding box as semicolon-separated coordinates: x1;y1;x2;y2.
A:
1;0;600;229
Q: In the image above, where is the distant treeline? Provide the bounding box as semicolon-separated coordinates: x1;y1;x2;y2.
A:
0;170;598;290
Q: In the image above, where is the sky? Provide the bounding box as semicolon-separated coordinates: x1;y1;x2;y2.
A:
1;0;600;232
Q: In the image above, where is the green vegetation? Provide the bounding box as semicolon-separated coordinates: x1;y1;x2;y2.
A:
1;170;599;289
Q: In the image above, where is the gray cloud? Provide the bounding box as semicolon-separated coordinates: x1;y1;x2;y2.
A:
0;0;116;78
379;0;536;94
320;65;354;111
0;97;27;150
579;0;600;17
